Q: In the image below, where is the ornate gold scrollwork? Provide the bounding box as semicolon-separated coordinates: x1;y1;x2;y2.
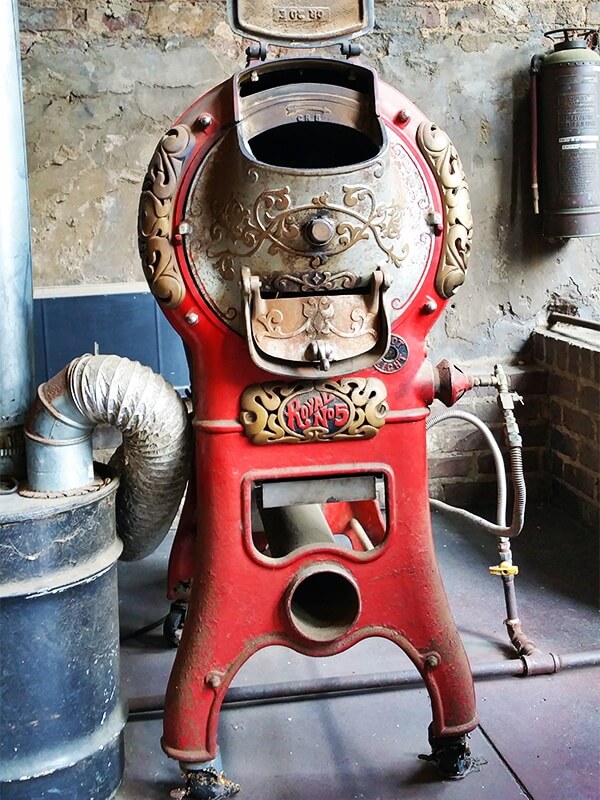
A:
240;378;388;445
262;268;359;293
208;184;408;280
254;295;378;345
416;122;473;299
138;125;194;308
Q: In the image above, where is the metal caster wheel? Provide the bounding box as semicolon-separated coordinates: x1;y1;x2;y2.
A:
163;601;187;647
170;766;240;799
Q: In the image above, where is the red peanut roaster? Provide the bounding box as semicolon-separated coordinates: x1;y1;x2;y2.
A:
138;2;479;795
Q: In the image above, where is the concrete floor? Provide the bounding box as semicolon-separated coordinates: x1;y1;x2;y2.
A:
116;502;599;800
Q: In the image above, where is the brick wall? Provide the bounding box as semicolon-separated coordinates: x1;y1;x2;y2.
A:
532;328;600;530
427;364;550;510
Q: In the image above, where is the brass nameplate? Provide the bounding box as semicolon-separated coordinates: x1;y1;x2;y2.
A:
240;378;388;445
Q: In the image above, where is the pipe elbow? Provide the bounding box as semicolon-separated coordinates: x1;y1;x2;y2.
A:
25;354;192;561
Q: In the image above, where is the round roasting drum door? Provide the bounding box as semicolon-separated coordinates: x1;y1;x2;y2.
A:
184;102;434;335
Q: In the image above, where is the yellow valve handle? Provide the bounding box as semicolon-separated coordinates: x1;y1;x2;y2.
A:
489;561;519;577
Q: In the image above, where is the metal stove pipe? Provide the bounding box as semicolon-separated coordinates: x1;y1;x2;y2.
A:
25;354;192;561
0;0;35;480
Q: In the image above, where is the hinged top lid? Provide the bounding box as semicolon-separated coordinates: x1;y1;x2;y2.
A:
227;0;374;48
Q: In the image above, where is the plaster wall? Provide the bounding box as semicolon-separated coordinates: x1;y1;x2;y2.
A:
18;0;600;362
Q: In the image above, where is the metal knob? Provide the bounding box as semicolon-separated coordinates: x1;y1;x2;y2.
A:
305;216;335;246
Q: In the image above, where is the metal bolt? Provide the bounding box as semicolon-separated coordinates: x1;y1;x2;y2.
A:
178;220;192;236
425;653;440;669
206;672;222;689
306;216;335;246
427;210;444;235
196;113;213;129
185;311;199;326
421;296;438;315
396;109;411;124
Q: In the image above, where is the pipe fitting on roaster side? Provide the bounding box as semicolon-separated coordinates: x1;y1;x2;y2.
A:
428;363;526;539
433;359;475;407
25;354;192;560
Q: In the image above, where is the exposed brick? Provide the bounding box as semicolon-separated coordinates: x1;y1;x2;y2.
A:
509;369;548;395
554;338;568;372
551;452;565;480
459;398;502;424
419;6;441;28
548;373;578;400
429;482;444;501
579;384;600;415
552;479;599;531
443;479;498;509
428;455;473;479
563;405;596;439
567;343;581;376
551;478;580;517
471;384;498;399
519;422;549;447
579;440;600;473
564;463;598;502
550;427;578;460
532;332;545;364
73;7;87;28
454;426;503;452
579;348;594;381
427;421;503;453
447;4;488;32
542;448;552;475
519;448;542;474
426;425;464;453
19;4;72;31
544;337;556;370
525;475;551;503
478;452;507;475
549;399;564;426
103;14;125;32
517;396;549;423
477;443;544;475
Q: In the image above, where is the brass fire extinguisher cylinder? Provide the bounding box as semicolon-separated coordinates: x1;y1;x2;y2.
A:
532;29;600;239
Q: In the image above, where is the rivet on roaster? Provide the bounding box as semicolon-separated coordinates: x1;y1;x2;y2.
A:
196;113;213;129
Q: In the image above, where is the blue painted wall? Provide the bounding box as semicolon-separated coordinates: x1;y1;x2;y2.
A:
33;292;189;393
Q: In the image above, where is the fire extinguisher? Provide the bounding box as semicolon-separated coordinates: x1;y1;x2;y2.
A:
530;28;600;239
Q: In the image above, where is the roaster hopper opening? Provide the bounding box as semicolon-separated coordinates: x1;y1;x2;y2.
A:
248;121;381;169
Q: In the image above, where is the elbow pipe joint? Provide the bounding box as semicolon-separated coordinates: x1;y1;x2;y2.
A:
25;354;192;560
25;365;96;491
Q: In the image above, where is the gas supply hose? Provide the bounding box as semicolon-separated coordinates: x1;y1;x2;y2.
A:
426;409;526;538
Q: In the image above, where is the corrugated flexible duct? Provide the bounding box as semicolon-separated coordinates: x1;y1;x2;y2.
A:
25;354;192;560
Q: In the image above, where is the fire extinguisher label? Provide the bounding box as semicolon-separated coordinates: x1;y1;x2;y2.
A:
559;135;599;144
561;142;597;149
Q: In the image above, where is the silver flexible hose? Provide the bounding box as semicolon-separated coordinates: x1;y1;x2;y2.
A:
427;409;507;526
426;409;526;538
25;354;192;560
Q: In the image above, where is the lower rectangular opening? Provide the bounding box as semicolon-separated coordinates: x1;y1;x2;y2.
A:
249;474;387;559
